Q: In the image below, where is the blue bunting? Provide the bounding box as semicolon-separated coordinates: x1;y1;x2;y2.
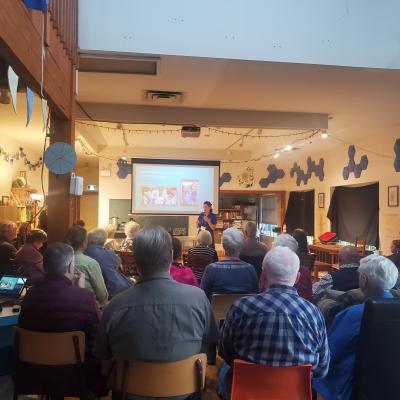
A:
23;0;48;12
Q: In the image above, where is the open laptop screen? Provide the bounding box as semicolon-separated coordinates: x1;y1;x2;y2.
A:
0;275;27;298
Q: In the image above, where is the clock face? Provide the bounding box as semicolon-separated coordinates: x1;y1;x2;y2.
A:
44;142;77;174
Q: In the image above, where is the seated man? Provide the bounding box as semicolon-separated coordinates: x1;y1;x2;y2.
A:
94;226;218;400
200;227;259;300
0;221;17;277
239;221;268;277
313;255;398;400
218;246;329;399
17;243;105;397
85;228;132;297
313;246;360;301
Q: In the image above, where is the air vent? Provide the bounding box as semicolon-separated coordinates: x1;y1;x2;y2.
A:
181;126;201;138
145;90;184;104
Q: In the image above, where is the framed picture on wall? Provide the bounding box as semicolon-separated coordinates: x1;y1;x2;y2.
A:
318;193;325;208
388;186;399;207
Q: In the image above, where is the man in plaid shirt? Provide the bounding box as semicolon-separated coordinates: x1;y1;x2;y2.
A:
218;246;330;399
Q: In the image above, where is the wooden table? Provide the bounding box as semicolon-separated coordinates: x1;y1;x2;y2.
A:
309;243;364;265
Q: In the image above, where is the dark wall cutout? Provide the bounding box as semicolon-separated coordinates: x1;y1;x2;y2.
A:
327;183;379;247
290;157;324;186
219;172;232;187
259;164;285;188
284;190;315;236
342;145;368;180
394;139;400;172
117;159;132;179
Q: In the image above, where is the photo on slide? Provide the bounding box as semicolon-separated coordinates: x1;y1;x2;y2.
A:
181;180;199;206
141;186;178;206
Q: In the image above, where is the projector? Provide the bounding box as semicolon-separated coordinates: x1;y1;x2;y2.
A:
181;126;201;138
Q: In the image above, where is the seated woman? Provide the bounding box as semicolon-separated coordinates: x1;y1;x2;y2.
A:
0;221;18;277
103;224;120;250
120;220;140;251
188;230;218;282
170;237;199;287
15;229;47;285
14;222;31;250
200;228;259;300
65;225;108;306
85;228;132;297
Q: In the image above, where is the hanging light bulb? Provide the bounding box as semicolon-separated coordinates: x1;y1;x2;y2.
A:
285;145;293;151
273;153;280;159
321;131;329;139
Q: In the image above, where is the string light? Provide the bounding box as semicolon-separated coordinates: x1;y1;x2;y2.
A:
321;131;329;139
285;145;293;151
273;153;280;159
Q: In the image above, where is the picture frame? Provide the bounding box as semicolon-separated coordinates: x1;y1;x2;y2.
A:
388;186;399;207
1;196;10;206
318;192;325;208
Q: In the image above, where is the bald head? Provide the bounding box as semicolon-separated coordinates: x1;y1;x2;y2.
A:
339;246;360;266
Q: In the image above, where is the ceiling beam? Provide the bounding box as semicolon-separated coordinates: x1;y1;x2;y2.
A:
76;102;328;130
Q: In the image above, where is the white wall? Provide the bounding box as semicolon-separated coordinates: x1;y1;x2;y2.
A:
79;0;400;69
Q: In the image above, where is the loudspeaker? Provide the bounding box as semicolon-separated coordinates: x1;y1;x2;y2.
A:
70;175;83;196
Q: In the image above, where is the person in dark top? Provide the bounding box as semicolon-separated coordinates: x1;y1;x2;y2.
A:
313;246;360;301
38;207;48;233
196;201;217;246
14;222;31;250
85;228;132;297
292;228;316;271
17;242;105;397
387;239;400;288
0;221;17;277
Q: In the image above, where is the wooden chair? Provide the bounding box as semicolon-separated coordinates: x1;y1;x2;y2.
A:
355;237;366;256
13;328;86;399
115;250;138;277
112;353;207;399
231;359;312;400
211;293;255;327
313;260;333;282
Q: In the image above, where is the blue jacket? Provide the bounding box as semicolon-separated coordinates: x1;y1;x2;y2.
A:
85;244;132;297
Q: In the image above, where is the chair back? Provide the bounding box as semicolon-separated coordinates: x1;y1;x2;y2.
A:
211;293;255;326
231;359;312;400
187;252;213;282
14;328;85;365
115;250;137;276
239;254;264;278
353;299;400;399
355;237;366;256
112;353;207;399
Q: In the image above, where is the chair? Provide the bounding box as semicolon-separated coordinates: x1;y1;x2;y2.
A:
352;299;400;400
13;328;86;399
239;254;265;278
116;250;138;277
231;359;312;400
355;238;366;256
313;260;333;282
211;293;255;326
111;353;207;399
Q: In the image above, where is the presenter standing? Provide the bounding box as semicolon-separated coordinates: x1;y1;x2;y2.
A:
196;201;217;246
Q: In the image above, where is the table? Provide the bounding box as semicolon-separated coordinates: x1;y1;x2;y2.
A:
0;307;19;375
309;243;364;265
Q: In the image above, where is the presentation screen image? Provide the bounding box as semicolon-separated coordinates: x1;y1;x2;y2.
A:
132;159;220;215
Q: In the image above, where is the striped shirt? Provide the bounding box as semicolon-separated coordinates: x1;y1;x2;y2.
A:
187;245;218;282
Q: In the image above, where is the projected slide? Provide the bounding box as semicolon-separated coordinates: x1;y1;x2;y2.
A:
132;160;219;214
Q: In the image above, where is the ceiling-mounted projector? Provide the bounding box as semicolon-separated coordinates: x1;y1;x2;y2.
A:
181;126;201;138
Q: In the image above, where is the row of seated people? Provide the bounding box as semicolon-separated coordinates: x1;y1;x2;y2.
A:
9;223;400;399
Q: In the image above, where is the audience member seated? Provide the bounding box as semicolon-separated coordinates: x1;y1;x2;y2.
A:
14;222;31;250
387;239;400;288
65;226;108;306
292;228;315;270
313;246;360;301
218;246;329;399
17;243;106;397
73;219;86;227
200;227;258;300
170;237;199;287
94;226;218;399
188;230;218;282
261;234;314;302
120;220;140;251
85;228;132;297
15;229;47;285
239;221;268;278
0;221;17;277
104;224;120;250
313;255;398;400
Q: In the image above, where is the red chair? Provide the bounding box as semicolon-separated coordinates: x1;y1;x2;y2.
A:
231;359;312;400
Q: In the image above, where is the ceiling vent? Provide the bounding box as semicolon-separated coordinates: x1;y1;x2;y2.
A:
181;126;201;138
145;90;184;104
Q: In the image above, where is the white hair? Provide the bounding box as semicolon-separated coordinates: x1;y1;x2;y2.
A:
359;254;398;292
124;221;140;239
262;246;300;286
273;234;299;253
87;228;107;246
222;227;244;256
197;230;212;246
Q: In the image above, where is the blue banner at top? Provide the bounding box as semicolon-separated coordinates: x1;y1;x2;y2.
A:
23;0;48;13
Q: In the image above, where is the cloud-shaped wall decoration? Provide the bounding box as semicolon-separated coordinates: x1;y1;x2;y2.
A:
342;145;368;180
219;172;232;187
394;139;400;172
117;159;132;179
259;164;285;188
290;157;325;186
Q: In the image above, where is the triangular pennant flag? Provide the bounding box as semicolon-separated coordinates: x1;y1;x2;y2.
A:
26;87;34;127
7;66;19;113
41;98;48;130
23;0;48;12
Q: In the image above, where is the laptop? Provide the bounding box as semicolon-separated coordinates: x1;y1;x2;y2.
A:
0;274;27;306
